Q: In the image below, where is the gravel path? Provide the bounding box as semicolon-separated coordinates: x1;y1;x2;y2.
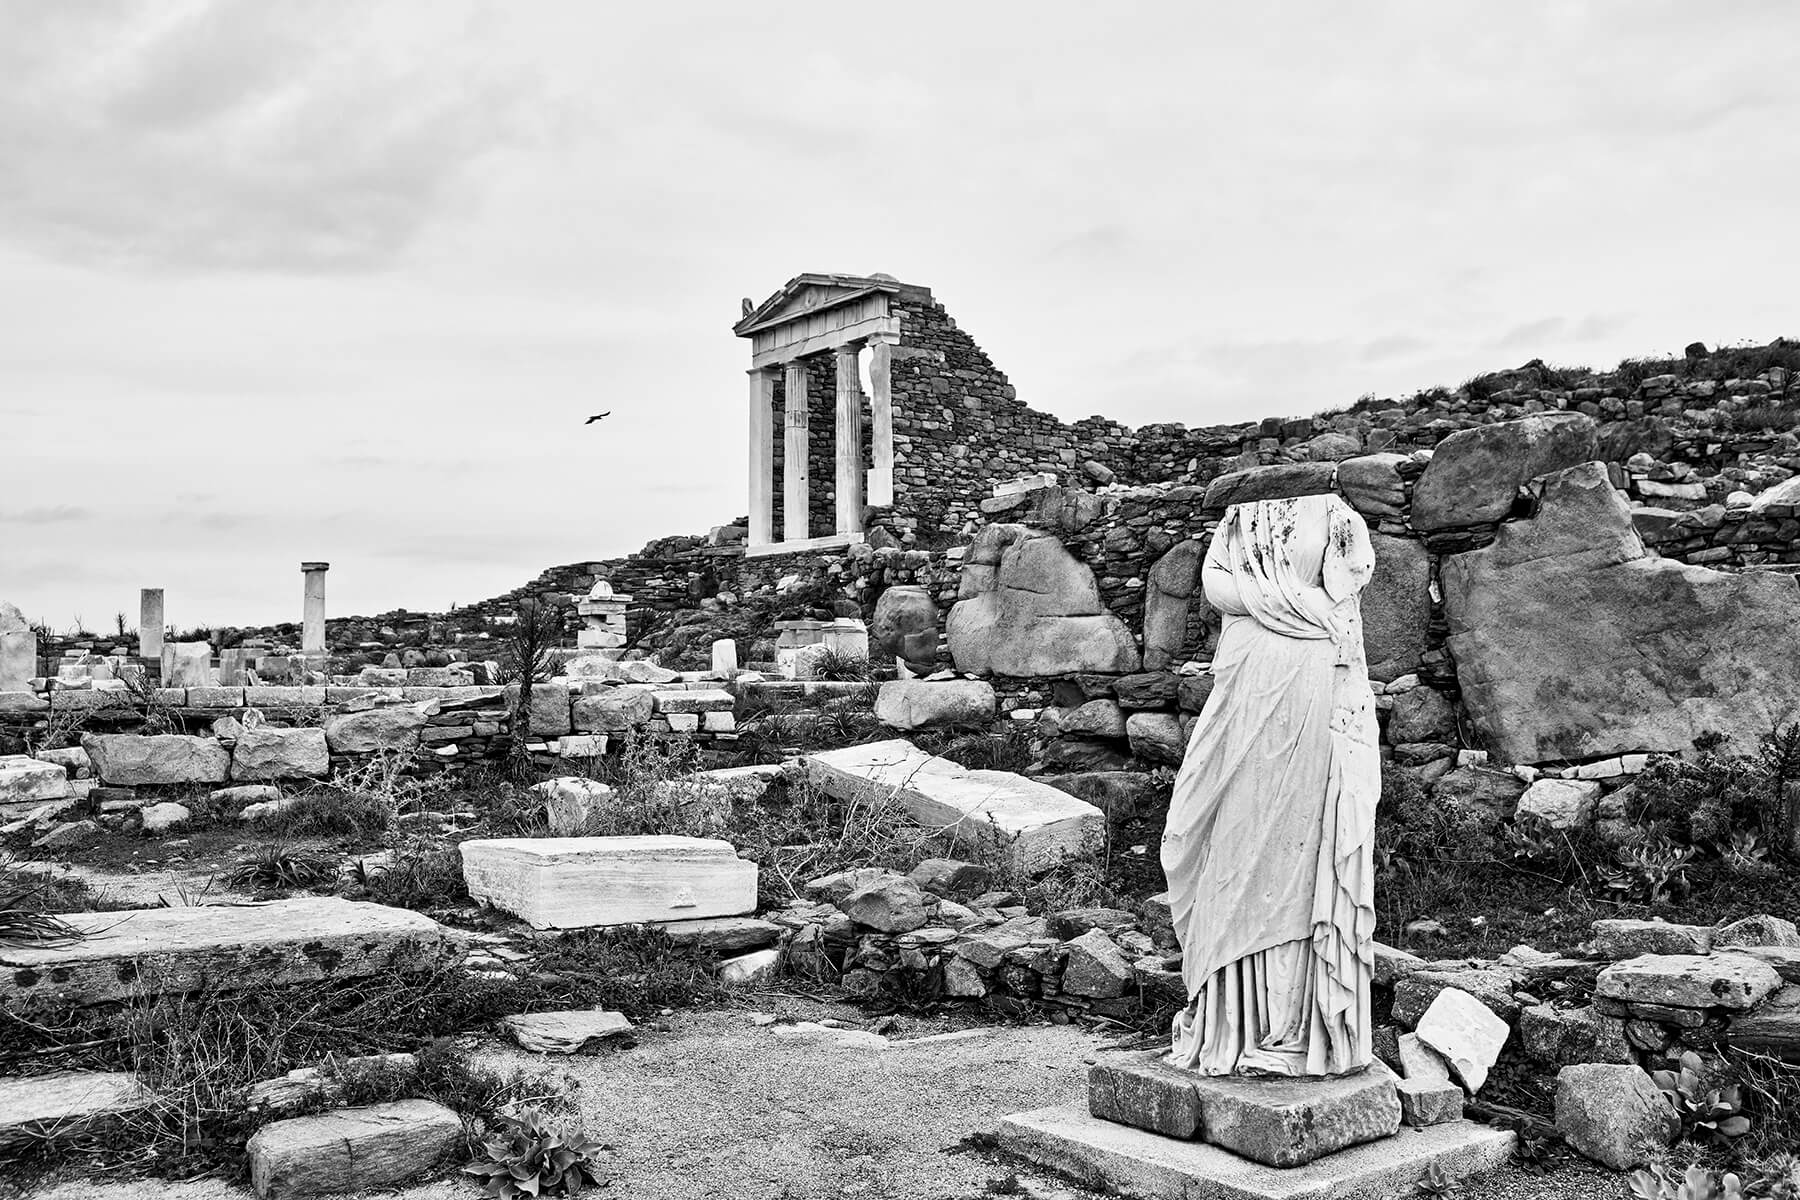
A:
21;999;1631;1200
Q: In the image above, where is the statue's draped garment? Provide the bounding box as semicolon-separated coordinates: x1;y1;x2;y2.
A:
1161;493;1379;1077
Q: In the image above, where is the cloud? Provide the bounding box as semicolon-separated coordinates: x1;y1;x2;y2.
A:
1494;315;1626;353
0;505;92;524
0;2;541;273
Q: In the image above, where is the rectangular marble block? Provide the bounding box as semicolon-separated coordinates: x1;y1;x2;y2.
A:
1000;1106;1514;1200
1088;1053;1402;1167
459;836;758;930
0;897;454;1013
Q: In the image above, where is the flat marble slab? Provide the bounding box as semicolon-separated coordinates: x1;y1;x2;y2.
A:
1000;1106;1515;1200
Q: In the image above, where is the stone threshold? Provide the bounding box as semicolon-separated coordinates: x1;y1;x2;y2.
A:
999;1106;1515;1200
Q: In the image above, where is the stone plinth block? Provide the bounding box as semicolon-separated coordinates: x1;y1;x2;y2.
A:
1087;1052;1401;1167
0;1071;148;1147
459;836;758;930
81;733;229;786
804;739;1103;874
186;686;246;708
0;897;453;1013
230;727;329;781
1596;953;1783;1012
651;688;735;714
248;1100;461;1200
245;686;327;707
1001;1105;1514;1200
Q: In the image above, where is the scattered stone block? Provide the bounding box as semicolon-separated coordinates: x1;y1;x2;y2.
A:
1393;968;1521;1026
1519;1004;1632;1065
718;947;780;985
231;726;329;781
1554;1063;1679;1170
32;819;99;849
1515;778;1599;830
1411;412;1597;531
0;1071;147;1147
954;915;1049;970
247;1100;462;1199
1002;1104;1514;1200
1088;1053;1201;1138
1723;986;1800;1059
874;679;997;730
138;801;191;834
1415;987;1510;1093
502;1010;633;1053
247;1054;416;1114
1397;1078;1464;1128
1062;929;1133;999
652;916;782;953
908;857;994;900
571;687;655;732
1715;914;1800;950
81;733;229;786
187;686;247;708
839;873;928;933
1397;1032;1451;1084
805;739;1103;874
0;755;74;811
1596;953;1783;1012
532;777;615;836
459;836;758;930
245;686;327;707
323;705;428;754
1591;919;1712;959
0;897;452;1013
1203;462;1339;510
1372;941;1426;987
652;688;735;714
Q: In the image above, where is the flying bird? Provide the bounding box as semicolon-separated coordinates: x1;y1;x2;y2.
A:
584;411;611;425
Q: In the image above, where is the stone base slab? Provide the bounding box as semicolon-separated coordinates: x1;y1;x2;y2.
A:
0;897;453;1013
1089;1053;1402;1167
1000;1106;1515;1200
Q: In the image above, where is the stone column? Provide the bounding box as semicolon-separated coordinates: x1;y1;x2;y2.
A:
783;360;810;543
301;562;330;656
866;334;896;507
747;368;775;547
834;343;865;536
139;588;165;663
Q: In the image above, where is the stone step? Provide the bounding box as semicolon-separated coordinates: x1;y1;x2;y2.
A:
803;739;1104;874
999;1106;1515;1200
0;897;455;1013
0;1071;148;1148
459;836;758;930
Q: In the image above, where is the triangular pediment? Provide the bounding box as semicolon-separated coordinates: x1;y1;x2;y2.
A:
734;273;911;336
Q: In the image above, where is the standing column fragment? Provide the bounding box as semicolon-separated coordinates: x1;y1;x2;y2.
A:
300;562;330;657
834;344;865;535
783;360;810;543
139;588;165;664
866;334;896;508
747;368;775;547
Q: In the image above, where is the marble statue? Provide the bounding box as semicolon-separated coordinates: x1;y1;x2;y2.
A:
1160;491;1379;1077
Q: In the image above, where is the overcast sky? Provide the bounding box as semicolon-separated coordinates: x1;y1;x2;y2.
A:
4;1;1795;631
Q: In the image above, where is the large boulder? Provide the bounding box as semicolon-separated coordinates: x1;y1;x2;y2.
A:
1443;462;1800;762
1362;534;1430;682
947;525;1139;676
231;727;329;781
1554;1064;1678;1170
874;680;996;730
81;734;229;786
323;705;428;754
871;585;938;672
1412;413;1598;530
1337;453;1408;518
1142;540;1209;671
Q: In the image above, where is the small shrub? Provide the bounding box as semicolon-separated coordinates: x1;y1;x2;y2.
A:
359;843;467;912
811;646;874;683
1653;1051;1752;1145
263;790;392;839
224;843;337;892
0;866;88;949
1599;833;1697;905
464;1106;610;1198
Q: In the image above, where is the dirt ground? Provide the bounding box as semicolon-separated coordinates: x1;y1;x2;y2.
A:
20;997;1630;1200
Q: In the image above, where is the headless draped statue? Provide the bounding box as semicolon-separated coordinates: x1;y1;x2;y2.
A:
1161;491;1379;1078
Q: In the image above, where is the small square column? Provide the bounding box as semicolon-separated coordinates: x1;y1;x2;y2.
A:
783;360;811;543
747;368;776;547
834;344;865;535
139;588;165;663
300;562;329;656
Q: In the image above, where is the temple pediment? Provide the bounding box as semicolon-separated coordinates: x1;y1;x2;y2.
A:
733;273;927;338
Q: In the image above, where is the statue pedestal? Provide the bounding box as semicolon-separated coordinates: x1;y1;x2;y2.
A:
993;1052;1513;1199
998;1105;1514;1200
1088;1053;1401;1166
